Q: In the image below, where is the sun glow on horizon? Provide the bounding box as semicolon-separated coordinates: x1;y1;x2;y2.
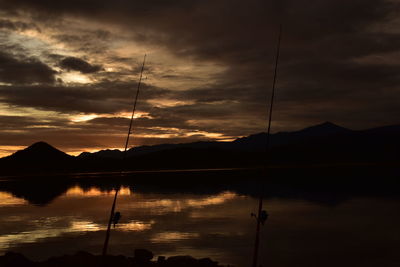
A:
0;146;27;158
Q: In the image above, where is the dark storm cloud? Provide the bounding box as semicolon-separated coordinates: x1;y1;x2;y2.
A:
81;101;266;137
0;115;45;129
0;115;68;131
1;1;398;76
0;78;259;136
59;57;102;73
86;117;129;127
0;81;170;114
86;115;195;133
0;51;56;84
0;0;398;64
176;84;265;104
0;118;216;150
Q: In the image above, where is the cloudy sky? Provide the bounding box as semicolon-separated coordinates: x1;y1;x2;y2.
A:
0;0;399;156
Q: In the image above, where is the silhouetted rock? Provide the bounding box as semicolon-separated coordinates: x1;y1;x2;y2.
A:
199;258;219;266
166;255;197;266
134;249;153;263
0;251;227;267
157;256;166;263
0;252;36;267
43;251;99;267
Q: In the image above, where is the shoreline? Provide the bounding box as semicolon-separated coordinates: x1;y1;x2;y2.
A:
0;249;228;267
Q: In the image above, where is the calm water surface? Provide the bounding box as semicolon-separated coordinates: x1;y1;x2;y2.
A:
0;181;399;267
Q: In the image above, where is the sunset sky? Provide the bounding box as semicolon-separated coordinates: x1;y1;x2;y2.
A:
0;0;399;156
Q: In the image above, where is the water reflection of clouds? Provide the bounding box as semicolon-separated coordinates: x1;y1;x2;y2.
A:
0;217;154;252
186;192;238;207
0;184;398;267
118;220;154;232
150;232;200;243
71;220;103;232
0;217;155;250
0;219;103;251
65;186;132;197
129;191;239;214
0;192;27;206
0;186;245;265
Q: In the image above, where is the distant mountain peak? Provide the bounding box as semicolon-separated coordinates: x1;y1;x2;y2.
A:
9;141;72;161
78;148;123;159
27;141;55;150
298;121;350;135
320;121;337;126
318;121;343;128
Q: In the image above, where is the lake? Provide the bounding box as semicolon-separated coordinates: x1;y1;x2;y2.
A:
0;170;399;267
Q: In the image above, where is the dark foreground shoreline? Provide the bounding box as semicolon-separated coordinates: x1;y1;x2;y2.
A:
0;249;228;267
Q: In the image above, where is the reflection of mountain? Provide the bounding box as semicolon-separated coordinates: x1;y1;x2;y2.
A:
1;168;399;206
0;122;400;175
0;178;74;205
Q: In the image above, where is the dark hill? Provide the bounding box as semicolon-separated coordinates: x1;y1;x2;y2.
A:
0;142;75;174
81;121;353;159
232;121;352;149
79;149;123;159
294;121;350;136
78;141;227;159
5;141;73;161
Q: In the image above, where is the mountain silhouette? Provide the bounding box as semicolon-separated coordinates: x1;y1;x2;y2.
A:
0;142;75;174
5;141;73;161
293;121;350;136
231;121;351;150
79;149;123;159
0;122;399;175
75;121;400;170
80;122;352;158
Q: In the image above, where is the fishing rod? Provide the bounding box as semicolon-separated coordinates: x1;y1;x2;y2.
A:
251;25;282;267
102;54;147;256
